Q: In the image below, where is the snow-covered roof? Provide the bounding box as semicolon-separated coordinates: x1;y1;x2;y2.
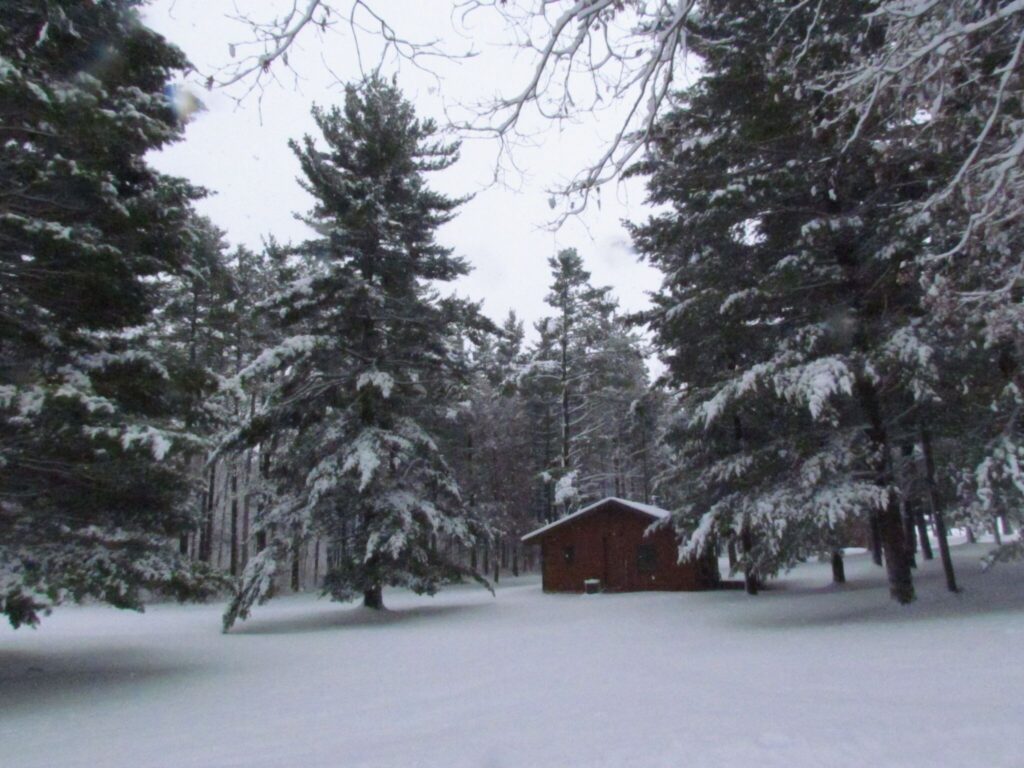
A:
521;497;671;543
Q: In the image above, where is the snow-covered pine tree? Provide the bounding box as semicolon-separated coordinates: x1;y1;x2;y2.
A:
450;311;535;577
145;216;236;561
547;249;615;496
214;244;285;575
154;219;235;434
222;76;486;628
630;0;934;602
522;248;631;509
520;317;562;522
626;386;672;507
582;321;655;501
0;1;221;627
826;2;1024;566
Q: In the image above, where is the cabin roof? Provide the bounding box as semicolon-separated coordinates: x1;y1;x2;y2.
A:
520;497;671;543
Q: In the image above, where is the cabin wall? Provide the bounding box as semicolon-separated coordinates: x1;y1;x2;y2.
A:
534;502;715;592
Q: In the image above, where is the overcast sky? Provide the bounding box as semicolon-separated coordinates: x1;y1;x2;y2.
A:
144;0;664;339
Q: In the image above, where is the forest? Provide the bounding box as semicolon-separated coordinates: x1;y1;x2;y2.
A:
3;0;1024;634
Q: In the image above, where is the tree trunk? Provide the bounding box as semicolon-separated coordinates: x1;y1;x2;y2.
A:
639;414;651;505
965;527;977;544
241;490;251;571
181;293;200;562
229;468;239;577
868;510;883;566
198;463;217;563
561;335;570;475
857;379;914;603
255;442;272;554
240;401;256;570
363;585;384;610
920;424;957;592
740;522;758;596
290;540;301;592
512;544;520;577
727;536;738;571
878;494;915;602
1001;514;1015;535
830;548;846;584
313;537;321;586
902;502;918;568
899;443;918;568
915;510;934;561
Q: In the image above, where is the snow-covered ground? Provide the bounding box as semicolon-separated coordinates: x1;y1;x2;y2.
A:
2;543;1022;768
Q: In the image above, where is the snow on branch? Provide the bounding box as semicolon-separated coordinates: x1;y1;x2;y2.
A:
821;1;1024;263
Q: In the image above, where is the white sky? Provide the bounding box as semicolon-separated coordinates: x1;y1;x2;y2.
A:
143;0;664;338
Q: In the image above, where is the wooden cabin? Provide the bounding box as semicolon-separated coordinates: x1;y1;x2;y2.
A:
521;497;720;593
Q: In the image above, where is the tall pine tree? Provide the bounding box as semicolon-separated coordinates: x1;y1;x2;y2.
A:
0;1;219;627
223;76;486;627
630;0;929;602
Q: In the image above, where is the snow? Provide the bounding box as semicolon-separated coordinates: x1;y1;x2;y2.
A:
522;496;670;542
341;430;382;491
119;426;173;461
2;545;1023;768
356;370;395;399
553;470;579;506
234;335;320;384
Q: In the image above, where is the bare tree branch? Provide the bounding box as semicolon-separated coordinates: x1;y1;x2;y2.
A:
182;1;702;224
194;0;469;101
450;0;700;224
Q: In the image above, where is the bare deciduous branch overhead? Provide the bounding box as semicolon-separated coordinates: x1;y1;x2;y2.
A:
194;1;703;219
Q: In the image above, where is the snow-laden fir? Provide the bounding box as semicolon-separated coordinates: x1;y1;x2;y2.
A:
220;76;489;627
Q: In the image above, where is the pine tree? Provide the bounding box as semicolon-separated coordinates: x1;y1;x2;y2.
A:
630;0;931;602
520;317;562;522
524;249;614;506
843;2;1024;567
582;322;653;501
222;76;486;627
146;216;236;562
452;311;534;577
0;1;220;627
517;249;655;517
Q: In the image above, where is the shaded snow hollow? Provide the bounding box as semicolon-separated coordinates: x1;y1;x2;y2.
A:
2;544;1023;768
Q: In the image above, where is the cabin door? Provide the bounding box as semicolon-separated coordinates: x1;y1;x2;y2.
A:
603;530;628;591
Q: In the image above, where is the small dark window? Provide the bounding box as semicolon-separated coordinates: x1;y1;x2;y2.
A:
563;545;575;565
637;544;657;573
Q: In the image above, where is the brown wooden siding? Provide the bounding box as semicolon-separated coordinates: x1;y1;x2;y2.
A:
532;500;718;592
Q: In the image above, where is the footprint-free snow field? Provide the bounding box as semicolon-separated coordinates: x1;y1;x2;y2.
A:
2;546;1023;768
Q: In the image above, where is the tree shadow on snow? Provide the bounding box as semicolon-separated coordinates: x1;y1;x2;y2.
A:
230;601;490;636
725;556;1024;630
0;646;205;714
